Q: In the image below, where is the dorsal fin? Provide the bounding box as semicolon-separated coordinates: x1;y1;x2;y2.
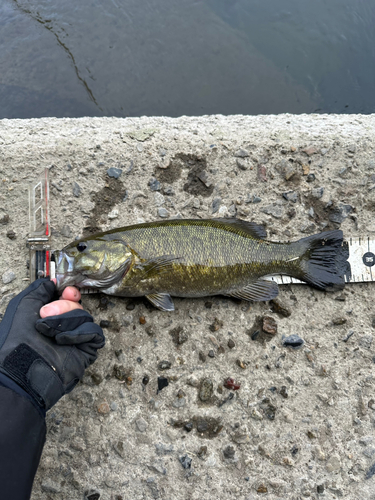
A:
212;218;267;240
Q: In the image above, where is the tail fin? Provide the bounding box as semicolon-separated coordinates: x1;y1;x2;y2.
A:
297;230;349;290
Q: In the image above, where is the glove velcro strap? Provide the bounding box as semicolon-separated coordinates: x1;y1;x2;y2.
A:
3;343;64;410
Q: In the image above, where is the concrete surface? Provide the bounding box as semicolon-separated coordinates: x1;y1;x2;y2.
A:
1;114;375;500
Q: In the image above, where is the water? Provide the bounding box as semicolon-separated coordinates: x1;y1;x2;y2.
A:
0;0;374;119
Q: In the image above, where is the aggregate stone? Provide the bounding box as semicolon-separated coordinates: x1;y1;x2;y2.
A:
184;422;193;432
162;185;174;195
300;222;316;233
157;207;169;218
223;445;235;459
107;167;123;178
332;317;347;325
97;401;110;414
236;158;248;170
234;148;249;158
136;417;148;432
282;191;297;203
257;164;267;182
325;455;341;472
359;436;373;446
157;377;169;392
261;204;284;218
158;360;172;370
6;229;16;239
172;397;186;408
199;378;213;401
284;165;297;180
259;398;277;420
113;441;126;458
72;181;81;197
270;299;291;317
250;408;263;420
121;314;133;327
0;214;9;224
359;335;373;349
149;461;167;475
302;146;318;156
179;455;192;469
311;187;324;198
306;173;316;182
108;209;119;219
2;270;16;284
199;351;206;362
227;338;235;348
363;447;375;458
262;316;278;335
84;490;101;500
169;325;188;345
60;224;72;237
366;462;375;480
282;335;304;348
154;192;165;206
41;480;61;493
328;203;353;224
155;443;174;456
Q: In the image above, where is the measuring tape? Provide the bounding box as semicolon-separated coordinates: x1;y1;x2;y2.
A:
345;237;375;282
28;169;372;286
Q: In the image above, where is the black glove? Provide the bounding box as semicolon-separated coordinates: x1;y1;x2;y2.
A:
0;279;105;410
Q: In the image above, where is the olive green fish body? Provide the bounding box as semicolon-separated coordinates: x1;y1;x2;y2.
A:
54;218;348;311
104;222;298;296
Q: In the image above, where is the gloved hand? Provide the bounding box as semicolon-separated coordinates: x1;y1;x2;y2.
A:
0;278;105;410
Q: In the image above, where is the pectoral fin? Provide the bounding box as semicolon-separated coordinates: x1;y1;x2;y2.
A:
228;278;279;302
141;255;181;278
146;293;175;311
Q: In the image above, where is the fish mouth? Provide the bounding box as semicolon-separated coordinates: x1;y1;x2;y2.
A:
54;250;82;291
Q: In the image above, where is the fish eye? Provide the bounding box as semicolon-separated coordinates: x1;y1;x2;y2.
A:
76;242;87;252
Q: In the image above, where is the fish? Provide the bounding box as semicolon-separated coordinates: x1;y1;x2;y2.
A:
53;218;349;312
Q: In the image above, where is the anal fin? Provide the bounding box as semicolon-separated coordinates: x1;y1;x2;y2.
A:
228;278;279;302
146;293;175;311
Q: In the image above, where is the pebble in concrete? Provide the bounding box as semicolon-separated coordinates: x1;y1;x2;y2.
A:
2;270;16;284
282;335;304;348
107;167;123;178
158;207;169;218
136;417;148;432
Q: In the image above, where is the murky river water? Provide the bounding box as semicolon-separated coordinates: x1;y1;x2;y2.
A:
1;0;374;118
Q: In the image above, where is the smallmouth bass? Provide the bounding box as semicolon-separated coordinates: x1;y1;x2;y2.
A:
54;218;349;311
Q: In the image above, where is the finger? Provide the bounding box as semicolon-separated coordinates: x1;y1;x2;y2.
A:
40;299;83;318
60;286;81;302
